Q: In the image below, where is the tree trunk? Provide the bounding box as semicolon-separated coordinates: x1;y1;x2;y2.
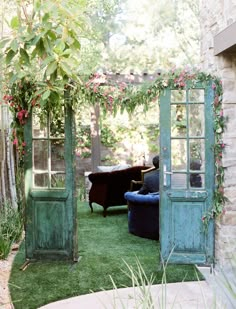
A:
0;107;6;207
90;103;101;172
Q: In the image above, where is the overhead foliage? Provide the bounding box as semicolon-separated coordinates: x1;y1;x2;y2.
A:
92;0;200;73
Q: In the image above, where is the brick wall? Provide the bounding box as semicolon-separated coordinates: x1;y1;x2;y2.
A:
200;0;236;266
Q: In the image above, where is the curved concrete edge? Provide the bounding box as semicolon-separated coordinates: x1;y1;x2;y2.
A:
38;281;226;309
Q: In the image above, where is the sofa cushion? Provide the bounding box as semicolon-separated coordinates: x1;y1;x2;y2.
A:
97;164;131;172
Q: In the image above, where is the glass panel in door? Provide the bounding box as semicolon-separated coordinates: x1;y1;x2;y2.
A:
170;88;206;190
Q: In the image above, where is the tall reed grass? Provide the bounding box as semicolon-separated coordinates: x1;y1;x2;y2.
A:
0;200;23;259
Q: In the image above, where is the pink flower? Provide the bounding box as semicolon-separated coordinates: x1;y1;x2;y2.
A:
218;186;224;194
22;141;26;147
17;109;28;125
119;82;127;91
108;95;113;103
201;216;206;222
13;138;18;145
93;85;98;93
3;95;13;102
212;84;216;89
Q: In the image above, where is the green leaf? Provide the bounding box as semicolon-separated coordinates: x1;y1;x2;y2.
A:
42;13;50;23
10;39;18;52
24;33;37;43
41;56;55;68
9;73;17;84
46;61;58;76
35;88;48;96
42;90;51;101
0;38;10;49
43;38;51;54
61;49;71;57
72;39;81;50
50;91;60;102
34;0;41;11
31;47;37;59
20;48;30;65
35;39;45;57
60;61;72;77
17;72;27;79
31;34;42;46
10;16;19;29
6;49;17;65
48;70;57;83
47;30;57;41
54;40;65;54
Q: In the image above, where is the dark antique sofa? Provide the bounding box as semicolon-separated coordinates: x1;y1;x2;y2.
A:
88;165;150;216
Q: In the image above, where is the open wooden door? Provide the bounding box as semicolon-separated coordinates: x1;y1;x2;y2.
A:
24;95;77;261
159;82;215;265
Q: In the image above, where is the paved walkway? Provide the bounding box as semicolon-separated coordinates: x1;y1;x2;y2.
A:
39;279;228;309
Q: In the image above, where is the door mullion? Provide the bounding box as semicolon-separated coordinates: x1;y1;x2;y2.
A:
48;113;51;188
186;89;190;190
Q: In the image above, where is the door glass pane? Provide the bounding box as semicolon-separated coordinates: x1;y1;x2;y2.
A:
171;139;187;171
34;173;48;188
171;90;186;102
51;174;66;188
51;141;65;172
190;139;205;172
190;173;204;188
171;173;187;189
189;104;204;137
50;110;65;138
171;105;187;137
32;113;47;138
33;141;48;170
189;89;204;102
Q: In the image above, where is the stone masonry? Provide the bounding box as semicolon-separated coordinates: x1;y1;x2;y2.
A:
200;0;236;266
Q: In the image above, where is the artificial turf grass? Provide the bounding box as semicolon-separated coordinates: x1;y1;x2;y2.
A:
9;202;203;309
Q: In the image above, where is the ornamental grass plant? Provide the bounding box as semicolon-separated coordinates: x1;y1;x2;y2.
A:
0;200;23;259
9;202;202;309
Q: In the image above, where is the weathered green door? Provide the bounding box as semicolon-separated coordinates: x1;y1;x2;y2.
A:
24;101;77;261
160;82;214;264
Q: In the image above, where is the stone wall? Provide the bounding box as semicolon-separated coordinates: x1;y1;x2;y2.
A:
200;0;236;266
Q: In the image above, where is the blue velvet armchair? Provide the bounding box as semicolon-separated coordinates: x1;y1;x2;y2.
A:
124;191;160;240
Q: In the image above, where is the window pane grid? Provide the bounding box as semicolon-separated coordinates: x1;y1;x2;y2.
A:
32;111;66;189
170;89;205;189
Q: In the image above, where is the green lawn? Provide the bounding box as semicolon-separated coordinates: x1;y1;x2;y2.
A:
9;202;202;309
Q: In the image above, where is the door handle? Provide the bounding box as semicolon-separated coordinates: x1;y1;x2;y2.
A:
163;164;173;186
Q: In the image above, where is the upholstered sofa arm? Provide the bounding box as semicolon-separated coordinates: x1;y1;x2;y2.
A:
88;172;111;183
124;191;160;204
